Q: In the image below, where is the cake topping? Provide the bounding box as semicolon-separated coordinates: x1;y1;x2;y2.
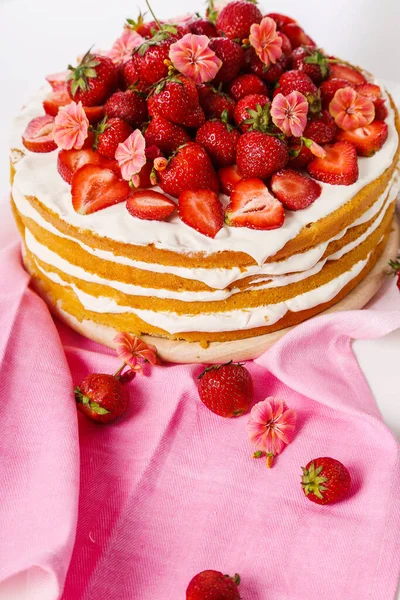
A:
67;51;118;106
178;188;224;238
329;86;375;131
169;33;222;84
114;129;146;183
127;189;176;221
53;101;89;150
270;90;309;137
307;140;359;185
225;178;284;230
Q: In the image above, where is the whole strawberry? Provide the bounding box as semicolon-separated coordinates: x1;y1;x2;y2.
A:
67;51;117;106
244;48;288;85
189;18;217;37
198;85;236;121
303;110;337;144
320;78;355;110
186;571;241;600
228;73;267;102
198;362;253;417
104;90;148;128
94;117;133;159
196;115;240;167
74;373;129;424
148;75;205;128
236;131;289;179
275;70;321;113
301;457;351;505
234;93;270;132
157;142;219;198
216;0;262;40
209;38;245;84
290;46;330;84
121;59;149;92
133;31;178;85
144;115;191;155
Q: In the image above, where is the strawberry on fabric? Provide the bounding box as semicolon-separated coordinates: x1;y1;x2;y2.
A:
198;362;253;417
157;142;219;198
74;373;128;424
144;115;191;155
307;141;359;185
104;89;148;128
216;0;262;40
189;18;217;37
71;164;131;214
274;70;321;113
236;131;289;179
320;78;355;109
148;75;205;128
57;147;118;184
196;114;240;167
290;46;330;84
227;73;268;102
132;30;179;85
197;85;236;121
329;63;367;85
22;115;57;153
301;457;351;505
186;571;241;600
67;51;117;106
225;178;285;230
126;190;176;220
94;117;133;159
218;164;244;195
209;37;245;84
336;121;389;157
43;89;71;116
234;93;271;132
270;169;322;210
178;189;224;238
389;256;400;291
280;23;316;49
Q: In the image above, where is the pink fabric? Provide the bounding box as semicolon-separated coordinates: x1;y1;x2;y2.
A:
1;207;400;600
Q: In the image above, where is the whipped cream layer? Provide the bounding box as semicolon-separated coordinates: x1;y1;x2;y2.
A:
11;84;399;266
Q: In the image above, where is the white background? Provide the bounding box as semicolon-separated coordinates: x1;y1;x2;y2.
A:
0;0;399;594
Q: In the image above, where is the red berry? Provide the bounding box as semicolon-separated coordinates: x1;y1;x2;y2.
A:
196;119;240;167
288;140;313;169
303;111;337;144
225;178;285;230
280;23;316;48
198;362;253;417
301;457;351;505
22;115;57;153
189;18;217;37
320;78;355;110
67;52;117;107
278;31;292;55
329;63;367;85
57;147;117;184
95;117;133;159
148;75;205;128
178;189;224;238
104;89;148;128
290;46;330;84
75;373;128;424
71;164;130;215
43;88;71;116
234;93;270;132
209;38;245;84
46;71;68;91
265;12;296;30
218;164;243;195
271;169;322;211
275;70;321;113
186;570;241;600
227;73;268;101
144;115;191;155
126;190;176;221
83;105;105;125
121;59;149;92
198;85;236;121
236;131;289;179
336;121;389;157
132;33;178;85
216;0;262;40
307;141;359;186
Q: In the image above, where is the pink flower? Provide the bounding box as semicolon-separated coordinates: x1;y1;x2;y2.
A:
169;33;222;84
271;91;309;137
108;28;144;64
329;87;375;131
114;332;158;374
303;137;327;159
246;397;297;468
115;129;146;182
249;17;283;68
53;101;89;150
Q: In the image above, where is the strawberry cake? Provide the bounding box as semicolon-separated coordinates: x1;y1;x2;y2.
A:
9;2;400;345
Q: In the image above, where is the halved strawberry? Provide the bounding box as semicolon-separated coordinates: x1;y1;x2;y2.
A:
225;178;284;230
43;89;71;116
307;141;359;186
71;165;130;215
178;189;223;238
46;71;68;91
22;115;57;153
270;169;322;211
356;83;381;99
336;121;389;157
57;147;118;184
84;105;105;124
218;164;243;196
329;64;367;85
126;190;176;221
374;99;388;121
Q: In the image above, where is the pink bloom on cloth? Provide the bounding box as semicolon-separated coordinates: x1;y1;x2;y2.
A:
108;28;144;64
249;16;283;68
114;332;158;373
1;204;400;600
169;33;222;84
53;101;89;150
271;90;309;137
115;129;146;182
329;86;375;130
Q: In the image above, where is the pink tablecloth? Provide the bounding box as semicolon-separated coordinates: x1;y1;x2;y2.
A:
1;211;400;600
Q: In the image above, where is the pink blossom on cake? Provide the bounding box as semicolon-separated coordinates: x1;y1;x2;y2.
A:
108;28;144;64
115;129;146;185
329;87;375;131
53;101;89;150
249;17;283;68
169;34;222;84
271;91;309;137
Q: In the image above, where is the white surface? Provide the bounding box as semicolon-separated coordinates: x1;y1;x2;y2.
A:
0;1;400;595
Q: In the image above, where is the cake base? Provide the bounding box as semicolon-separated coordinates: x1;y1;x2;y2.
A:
25;216;399;364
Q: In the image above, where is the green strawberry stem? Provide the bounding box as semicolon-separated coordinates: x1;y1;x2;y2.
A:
145;0;162;30
301;462;329;499
74;387;111;415
389;256;400;274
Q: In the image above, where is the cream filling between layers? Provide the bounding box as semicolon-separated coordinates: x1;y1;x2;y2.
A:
10;84;399;266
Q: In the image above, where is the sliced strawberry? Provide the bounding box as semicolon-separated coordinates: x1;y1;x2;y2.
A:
43;89;71;116
83;105;105;124
307;141;359;186
265;13;296;29
46;71;68;91
374;98;388;121
126;190;176;221
270;169;322;211
225;178;284;230
178;189;223;238
356;83;381;99
336;121;389;157
71;165;130;215
57;148;118;184
22;115;57;153
329;64;367;85
218;164;243;196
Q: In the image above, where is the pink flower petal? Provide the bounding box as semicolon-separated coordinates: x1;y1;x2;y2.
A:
246;397;297;457
114;332;158;372
169;33;222;84
115;129;146;181
329;86;375;131
53;101;89;150
249;17;283;68
308;139;327;158
271;91;308;138
108;28;144;64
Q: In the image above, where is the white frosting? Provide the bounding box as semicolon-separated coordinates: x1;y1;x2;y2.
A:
11;84;399;266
